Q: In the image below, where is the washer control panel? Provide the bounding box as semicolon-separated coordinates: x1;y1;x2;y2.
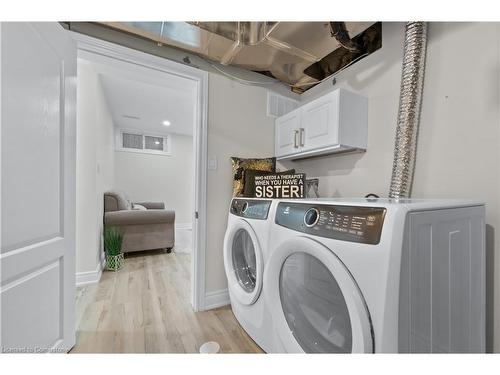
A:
276;202;386;244
231;199;272;220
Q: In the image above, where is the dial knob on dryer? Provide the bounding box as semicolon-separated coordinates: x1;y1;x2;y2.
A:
304;208;320;227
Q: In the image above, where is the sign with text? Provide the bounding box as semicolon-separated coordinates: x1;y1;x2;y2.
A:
254;173;306;198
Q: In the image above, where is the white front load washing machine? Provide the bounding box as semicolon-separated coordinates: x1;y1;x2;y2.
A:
264;198;485;353
223;198;277;352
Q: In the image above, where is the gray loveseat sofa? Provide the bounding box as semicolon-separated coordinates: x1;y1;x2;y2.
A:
104;191;175;253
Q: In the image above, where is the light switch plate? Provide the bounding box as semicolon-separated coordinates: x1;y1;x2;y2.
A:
208;156;218;170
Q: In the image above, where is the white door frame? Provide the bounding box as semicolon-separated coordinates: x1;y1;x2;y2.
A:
71;32;208;311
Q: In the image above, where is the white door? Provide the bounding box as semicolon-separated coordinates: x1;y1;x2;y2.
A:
275;108;300;158
301;90;339;152
1;23;76;353
264;236;373;353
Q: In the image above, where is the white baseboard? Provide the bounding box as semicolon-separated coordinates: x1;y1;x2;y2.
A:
204;289;230;310
174;223;193;254
175;223;192;230
76;252;106;287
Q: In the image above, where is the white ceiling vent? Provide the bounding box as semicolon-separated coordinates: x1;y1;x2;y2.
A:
267;91;299;118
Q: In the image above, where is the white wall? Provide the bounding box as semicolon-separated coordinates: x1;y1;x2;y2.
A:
114;133;194;224
76;60;115;275
206;73;275;293
280;22;500;352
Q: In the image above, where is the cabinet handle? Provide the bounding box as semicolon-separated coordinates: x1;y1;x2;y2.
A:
299;128;305;147
293;130;299;148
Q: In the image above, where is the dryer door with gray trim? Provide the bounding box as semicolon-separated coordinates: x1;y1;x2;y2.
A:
265;236;373;353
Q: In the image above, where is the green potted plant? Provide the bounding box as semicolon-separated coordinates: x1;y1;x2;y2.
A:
104;227;124;271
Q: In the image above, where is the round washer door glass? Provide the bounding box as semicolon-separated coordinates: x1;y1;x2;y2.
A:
279;252;352;353
232;228;257;293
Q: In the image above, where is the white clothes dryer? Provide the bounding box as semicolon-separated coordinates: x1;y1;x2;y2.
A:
263;198;485;353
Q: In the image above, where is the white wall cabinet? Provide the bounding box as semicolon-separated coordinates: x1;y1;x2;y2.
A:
275;109;301;157
274;88;368;161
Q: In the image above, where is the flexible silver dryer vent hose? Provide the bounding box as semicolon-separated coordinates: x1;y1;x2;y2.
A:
388;22;428;199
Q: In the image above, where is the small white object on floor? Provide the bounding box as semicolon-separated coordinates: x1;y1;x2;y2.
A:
199;341;220;354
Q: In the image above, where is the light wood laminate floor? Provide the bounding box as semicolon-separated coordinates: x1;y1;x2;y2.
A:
71;251;263;353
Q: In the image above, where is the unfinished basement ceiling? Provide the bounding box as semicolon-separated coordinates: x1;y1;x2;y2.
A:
97;22;382;93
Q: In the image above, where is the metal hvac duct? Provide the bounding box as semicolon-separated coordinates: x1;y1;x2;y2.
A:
91;21;382;92
388;22;428;199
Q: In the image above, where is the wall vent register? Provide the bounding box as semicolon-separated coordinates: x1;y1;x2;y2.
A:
267;91;299;118
276;202;386;244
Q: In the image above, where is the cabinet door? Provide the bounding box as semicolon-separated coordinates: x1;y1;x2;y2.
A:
275;109;300;157
300;91;339;152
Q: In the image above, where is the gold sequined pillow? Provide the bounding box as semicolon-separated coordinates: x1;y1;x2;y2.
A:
231;157;276;197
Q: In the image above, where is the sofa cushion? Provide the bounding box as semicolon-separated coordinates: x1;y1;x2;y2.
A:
134;201;165;210
105;209;175;226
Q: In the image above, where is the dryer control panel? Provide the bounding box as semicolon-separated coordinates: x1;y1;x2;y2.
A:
231;199;272;220
276;202;386;244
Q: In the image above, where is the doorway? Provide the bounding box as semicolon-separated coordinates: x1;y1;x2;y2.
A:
73;32;208;311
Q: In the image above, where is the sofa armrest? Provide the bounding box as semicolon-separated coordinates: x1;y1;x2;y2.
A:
105;209;175;226
134;201;165;209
